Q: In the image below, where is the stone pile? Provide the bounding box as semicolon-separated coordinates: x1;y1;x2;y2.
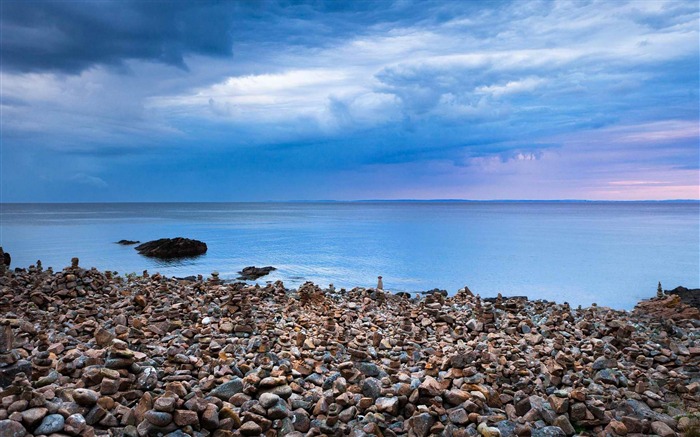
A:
0;261;698;437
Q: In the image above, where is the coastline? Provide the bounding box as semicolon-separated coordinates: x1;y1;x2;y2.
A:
0;260;698;437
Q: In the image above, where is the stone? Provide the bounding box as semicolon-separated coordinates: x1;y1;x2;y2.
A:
376;396;400;415
362;377;382;399
34;414;65;435
94;327;115;347
478;422;502;437
448;408;469;425
20;407;47;428
445;388;470;405
268;400;290;419
651;421;676;437
0;360;32;388
209;378;243;400
609;419;628;435
136;366;158;390
356;362;381;376
145;410;173;427
553;415;575;436
0;420;26;437
173;410;199;427
154;396;176;413
531;426;566;437
259;392;280;408
135;238;207;259
408;412;435;437
240;421;263;435
237;266;276;280
64;414;87;435
201;404;219;429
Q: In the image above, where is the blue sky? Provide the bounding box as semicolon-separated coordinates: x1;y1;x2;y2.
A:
1;0;698;201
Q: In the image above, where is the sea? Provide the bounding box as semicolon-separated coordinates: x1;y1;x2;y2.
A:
0;201;698;310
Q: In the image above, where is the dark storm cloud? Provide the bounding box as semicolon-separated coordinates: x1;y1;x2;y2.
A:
1;0;236;73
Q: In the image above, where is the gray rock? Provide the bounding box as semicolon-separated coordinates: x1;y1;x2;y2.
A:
495;420;517;437
64;414;87;435
72;388;100;406
0;360;32;388
34;414;65;435
268;399;291;419
209;377;243;400
137;366;158;390
531;426;566;437
594;368;618;385
260;392;281;408
408;412;434;437
592;356;617;370
376;397;399;415
145;411;173;427
362;377;382;399
0;420;26;437
448;408;469;425
356;361;380;376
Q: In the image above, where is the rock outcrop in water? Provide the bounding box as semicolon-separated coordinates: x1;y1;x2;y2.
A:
237;266;276;281
0;259;698;437
135;238;207;259
116;240;140;245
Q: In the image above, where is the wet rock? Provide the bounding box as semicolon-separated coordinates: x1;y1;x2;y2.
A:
237;266;276;280
116;240;140;245
135;237;207;259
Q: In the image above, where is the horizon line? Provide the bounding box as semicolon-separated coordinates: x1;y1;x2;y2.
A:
1;199;699;205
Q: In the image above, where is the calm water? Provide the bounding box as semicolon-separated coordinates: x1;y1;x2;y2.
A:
0;202;698;310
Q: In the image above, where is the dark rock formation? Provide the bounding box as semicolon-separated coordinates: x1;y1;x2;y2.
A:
135;238;207;259
666;286;700;309
237;266;276;280
0;247;9;270
116;240;140;245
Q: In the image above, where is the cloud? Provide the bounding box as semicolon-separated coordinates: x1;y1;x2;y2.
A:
69;173;108;188
0;1;235;73
1;0;698;201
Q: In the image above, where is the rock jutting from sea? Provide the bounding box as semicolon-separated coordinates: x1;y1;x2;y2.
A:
135;238;208;259
0;259;698;437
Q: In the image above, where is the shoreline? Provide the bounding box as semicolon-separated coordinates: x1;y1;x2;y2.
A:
1;260;698;437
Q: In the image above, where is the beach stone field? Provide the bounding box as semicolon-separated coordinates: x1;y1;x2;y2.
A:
0;258;698;437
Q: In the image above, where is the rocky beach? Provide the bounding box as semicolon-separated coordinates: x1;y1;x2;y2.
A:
0;257;698;437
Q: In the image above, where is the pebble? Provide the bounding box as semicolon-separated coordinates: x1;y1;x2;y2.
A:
0;264;696;437
34;413;64;434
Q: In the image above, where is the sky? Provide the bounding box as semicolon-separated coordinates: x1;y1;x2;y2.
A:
1;0;698;202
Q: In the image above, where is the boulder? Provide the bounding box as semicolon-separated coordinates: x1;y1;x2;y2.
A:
237;266;276;280
116;239;140;245
135;238;207;259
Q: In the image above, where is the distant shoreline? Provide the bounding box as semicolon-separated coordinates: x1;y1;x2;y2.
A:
2;199;699;205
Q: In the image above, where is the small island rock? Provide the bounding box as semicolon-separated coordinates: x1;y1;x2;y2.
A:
135;238;207;259
237;266;276;280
